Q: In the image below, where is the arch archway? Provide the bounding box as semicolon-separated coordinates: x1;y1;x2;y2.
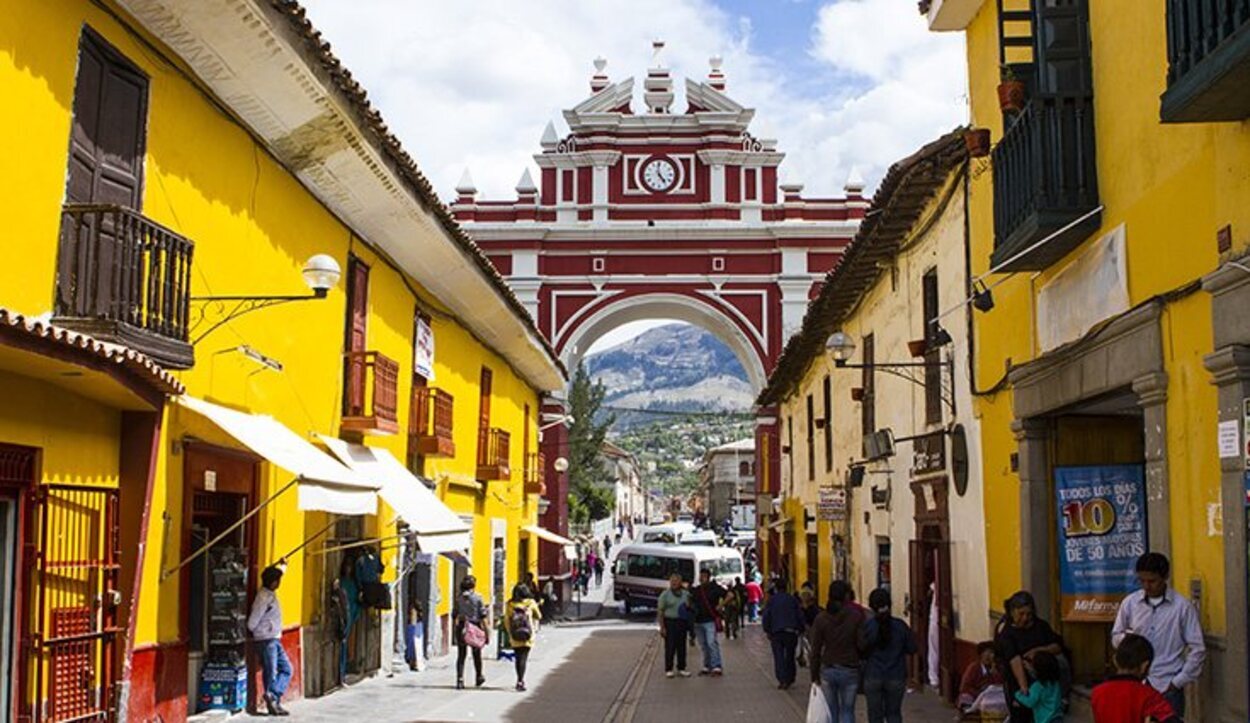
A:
556;292;769;393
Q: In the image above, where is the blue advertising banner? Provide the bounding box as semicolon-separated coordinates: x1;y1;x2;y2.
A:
1055;465;1147;622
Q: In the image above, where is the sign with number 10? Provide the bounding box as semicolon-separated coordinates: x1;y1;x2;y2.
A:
1055;465;1147;622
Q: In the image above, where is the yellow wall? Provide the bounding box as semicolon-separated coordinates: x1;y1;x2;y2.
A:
0;370;121;487
1;0;546;660
963;1;1227;631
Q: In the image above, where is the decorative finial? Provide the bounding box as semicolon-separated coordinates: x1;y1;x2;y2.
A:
650;39;666;69
590;56;610;92
516;168;538;195
540;121;559;149
455;168;477;196
708;54;726;91
844;166;866;195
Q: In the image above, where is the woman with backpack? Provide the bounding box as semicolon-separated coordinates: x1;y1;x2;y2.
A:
857;587;917;723
504;583;543;691
454;575;489;690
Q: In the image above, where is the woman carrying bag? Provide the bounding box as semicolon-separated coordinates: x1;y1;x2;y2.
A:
504;584;542;691
454;575;489;690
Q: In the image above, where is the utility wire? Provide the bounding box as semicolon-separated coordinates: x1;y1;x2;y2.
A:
602;404;755;418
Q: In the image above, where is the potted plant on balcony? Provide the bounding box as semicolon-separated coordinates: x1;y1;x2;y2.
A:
997;65;1026;114
964;128;991;157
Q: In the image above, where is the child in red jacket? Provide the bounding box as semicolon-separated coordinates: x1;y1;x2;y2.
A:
1092;634;1179;723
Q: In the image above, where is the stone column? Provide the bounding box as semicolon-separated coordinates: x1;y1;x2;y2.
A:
1202;345;1250;723
1012;417;1053;613
1132;371;1171;556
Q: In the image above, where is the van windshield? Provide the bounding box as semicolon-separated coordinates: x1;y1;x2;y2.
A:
700;556;743;578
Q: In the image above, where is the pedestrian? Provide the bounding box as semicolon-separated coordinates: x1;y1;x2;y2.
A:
796;587;820;667
504;583;542;691
690;568;726;675
657;573;693;678
248;565;291;716
994;591;1066;723
541;578;557;620
1111;552;1204;720
733;577;747;629
454;575;489;690
1091;633;1180;723
959;641;1005;711
809;580;865;723
745;576;763;622
593;555;605;587
1012;650;1064;723
858;588;916;723
761;576;804;689
718;582;741;640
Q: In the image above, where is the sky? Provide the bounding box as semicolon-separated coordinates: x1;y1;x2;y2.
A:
299;0;969;348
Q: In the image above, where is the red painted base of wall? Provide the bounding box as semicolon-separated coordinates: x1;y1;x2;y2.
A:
128;628;302;720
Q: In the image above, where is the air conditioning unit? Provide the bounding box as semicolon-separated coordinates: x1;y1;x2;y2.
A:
862;429;896;460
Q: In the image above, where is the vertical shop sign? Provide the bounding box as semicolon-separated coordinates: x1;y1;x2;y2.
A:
1055;465;1147;622
415;316;435;380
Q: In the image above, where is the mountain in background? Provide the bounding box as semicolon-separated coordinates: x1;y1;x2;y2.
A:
585;323;754;419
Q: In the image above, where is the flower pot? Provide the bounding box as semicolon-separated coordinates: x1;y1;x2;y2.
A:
907;339;928;358
964;128;991;158
997;80;1026;114
850;387;865;402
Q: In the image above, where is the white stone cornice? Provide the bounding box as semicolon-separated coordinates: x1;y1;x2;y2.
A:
463;222;857;242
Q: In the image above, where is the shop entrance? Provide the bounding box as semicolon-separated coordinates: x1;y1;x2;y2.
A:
183;445;258;714
1049;406;1145;686
909;527;953;699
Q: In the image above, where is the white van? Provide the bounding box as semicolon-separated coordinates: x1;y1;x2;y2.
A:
612;542;745;614
638;522;697;545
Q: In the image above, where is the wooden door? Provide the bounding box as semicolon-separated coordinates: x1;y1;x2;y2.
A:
477;368;492;463
908;539;927;688
345;258;370;416
935;539;956;701
58;29;148;317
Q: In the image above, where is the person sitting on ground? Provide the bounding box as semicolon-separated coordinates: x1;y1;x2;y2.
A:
1013;650;1064;723
504;583;543;692
960;641;1005;710
1092;633;1179;723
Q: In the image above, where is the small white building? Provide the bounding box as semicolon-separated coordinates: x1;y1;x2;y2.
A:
601;441;646;524
698;438;756;528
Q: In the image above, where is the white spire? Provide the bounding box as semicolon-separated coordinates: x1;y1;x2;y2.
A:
645;39;674;114
590;56;610;92
516;168;538;195
708;54;726;91
844;166;866;194
540;121;559;149
455;167;477;195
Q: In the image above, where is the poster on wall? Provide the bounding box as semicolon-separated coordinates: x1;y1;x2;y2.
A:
818;487;847;521
1055;465;1147;622
415;316;435;380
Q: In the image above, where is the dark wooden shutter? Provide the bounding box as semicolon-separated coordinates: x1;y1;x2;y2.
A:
923;270;942;425
58;28;148;315
861;334;875;439
344;257;370;416
805;394;815;481
822;375;832;472
1033;0;1093;95
478;367;493;465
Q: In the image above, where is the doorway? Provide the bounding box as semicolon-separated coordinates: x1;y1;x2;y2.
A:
909;526;954;699
0;494;16;718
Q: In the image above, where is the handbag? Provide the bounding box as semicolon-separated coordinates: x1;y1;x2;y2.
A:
462;620;487;649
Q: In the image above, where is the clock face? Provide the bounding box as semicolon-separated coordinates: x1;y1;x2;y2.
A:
642;158;677;192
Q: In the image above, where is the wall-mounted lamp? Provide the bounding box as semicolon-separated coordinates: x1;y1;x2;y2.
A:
971;280;995;313
538;415;575;442
191;254;342;344
553;457;570;473
826;330;955;414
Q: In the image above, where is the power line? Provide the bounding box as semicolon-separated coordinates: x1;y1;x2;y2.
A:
602;404;754;419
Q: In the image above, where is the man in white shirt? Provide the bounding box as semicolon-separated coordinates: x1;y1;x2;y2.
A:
248;565;291;716
1111;552;1205;720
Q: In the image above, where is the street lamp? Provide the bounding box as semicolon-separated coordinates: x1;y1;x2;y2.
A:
538;415;575;442
553;457;570;473
191;253;342;343
825;329;956;414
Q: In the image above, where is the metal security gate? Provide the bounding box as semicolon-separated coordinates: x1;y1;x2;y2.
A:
26;484;120;723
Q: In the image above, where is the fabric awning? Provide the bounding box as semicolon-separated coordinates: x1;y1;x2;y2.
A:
521;524;576;547
320;438;471;554
175;395;378;515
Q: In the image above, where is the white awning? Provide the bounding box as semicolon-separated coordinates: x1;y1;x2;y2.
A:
175;396;378;515
320;438;471;554
521;524;576;547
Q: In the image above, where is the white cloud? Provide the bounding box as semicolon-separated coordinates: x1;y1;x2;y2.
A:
299;0;967;201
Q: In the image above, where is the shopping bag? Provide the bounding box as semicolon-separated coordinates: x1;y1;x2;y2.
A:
806;683;833;723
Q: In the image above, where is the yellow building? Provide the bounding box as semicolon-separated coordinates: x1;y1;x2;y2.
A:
925;0;1249;717
0;0;564;719
758;131;988;699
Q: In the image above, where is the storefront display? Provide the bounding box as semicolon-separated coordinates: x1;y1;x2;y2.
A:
197;546;248;712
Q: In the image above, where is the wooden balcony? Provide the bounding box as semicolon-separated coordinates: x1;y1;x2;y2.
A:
343;351;400;435
524;452;546;496
991;94;1101;272
1162;0;1250;122
476;427;511;481
410;386;455;457
54;204;195;368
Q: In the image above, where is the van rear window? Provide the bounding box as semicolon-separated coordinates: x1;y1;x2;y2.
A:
620;554;694;582
701;557;743;577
